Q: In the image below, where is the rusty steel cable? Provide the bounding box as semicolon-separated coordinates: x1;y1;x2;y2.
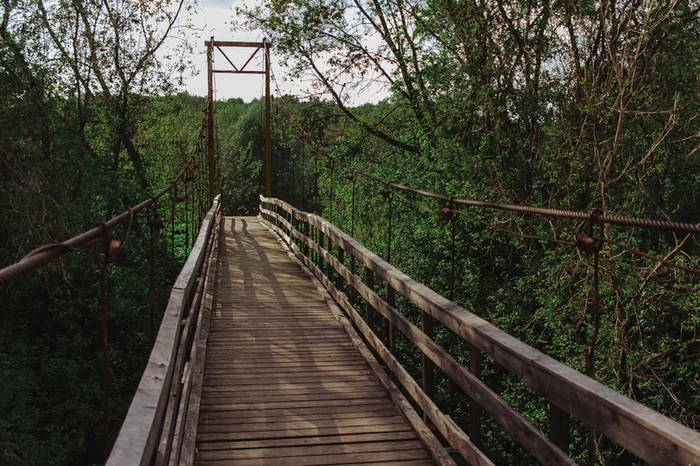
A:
341;161;700;235
273;65;700;289
0;110;209;292
269;73;700;237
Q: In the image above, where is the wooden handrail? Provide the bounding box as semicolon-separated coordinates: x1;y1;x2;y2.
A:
107;195;222;466
259;194;700;466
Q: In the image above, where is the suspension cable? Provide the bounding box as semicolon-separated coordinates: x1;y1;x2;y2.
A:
268;66;700;236
0;104;211;291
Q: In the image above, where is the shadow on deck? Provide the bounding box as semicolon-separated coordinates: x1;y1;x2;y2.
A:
194;217;436;465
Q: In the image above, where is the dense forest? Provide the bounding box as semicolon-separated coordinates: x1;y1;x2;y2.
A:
2;0;700;464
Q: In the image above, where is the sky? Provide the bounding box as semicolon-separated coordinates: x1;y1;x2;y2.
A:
178;0;389;104
180;0;279;101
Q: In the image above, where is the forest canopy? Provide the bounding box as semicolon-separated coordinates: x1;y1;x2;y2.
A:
2;0;700;464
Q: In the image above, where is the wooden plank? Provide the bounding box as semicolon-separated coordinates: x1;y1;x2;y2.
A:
197;423;414;443
195;431;417;451
205;357;367;368
194;449;430;465
200;409;403;426
201;390;382;405
201;392;386;407
167;344;193;466
195;440;426;461
204;364;369;374
198;403;399;421
205;343;357;352
198;415;407;434
202;380;379;393
202;374;376;385
205;354;363;364
206;339;347;346
204;350;360;359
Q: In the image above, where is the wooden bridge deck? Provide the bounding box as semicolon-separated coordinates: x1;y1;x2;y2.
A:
194;217;436;465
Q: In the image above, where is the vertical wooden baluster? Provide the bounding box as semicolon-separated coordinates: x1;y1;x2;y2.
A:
327;235;333;282
422;311;435;424
337;248;345;291
468;344;481;447
550;403;571;454
311;226;316;264
387;284;396;384
319;230;325;272
365;267;375;333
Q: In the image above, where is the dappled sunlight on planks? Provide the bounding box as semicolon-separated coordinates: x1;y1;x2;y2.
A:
193;217;437;465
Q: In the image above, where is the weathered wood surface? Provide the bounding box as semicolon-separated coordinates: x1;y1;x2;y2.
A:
194;217;442;465
108;196;221;466
260;195;700;466
286;221;569;465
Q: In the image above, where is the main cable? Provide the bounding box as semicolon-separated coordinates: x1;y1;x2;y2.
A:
0;102;212;291
269;66;700;236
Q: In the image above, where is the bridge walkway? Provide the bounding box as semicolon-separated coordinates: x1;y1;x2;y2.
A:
193;217;437;465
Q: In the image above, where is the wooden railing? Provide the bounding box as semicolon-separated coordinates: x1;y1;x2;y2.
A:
107;195;222;466
259;195;700;466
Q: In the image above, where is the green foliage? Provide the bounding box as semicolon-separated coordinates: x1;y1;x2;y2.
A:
2;0;700;463
237;0;700;463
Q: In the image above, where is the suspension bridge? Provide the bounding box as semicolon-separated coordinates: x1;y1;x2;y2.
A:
2;48;700;466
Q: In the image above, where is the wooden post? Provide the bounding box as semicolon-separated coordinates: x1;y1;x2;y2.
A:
365;267;375;332
387;285;396;353
550;403;570;454
206;38;216;203
350;256;357;306
292;216;297;249
204;39;271;197
422;311;435;423
337;248;345;290
387;284;397;384
469;344;481;446
264;40;272;197
327;235;333;283
303;222;309;258
319;230;325;271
